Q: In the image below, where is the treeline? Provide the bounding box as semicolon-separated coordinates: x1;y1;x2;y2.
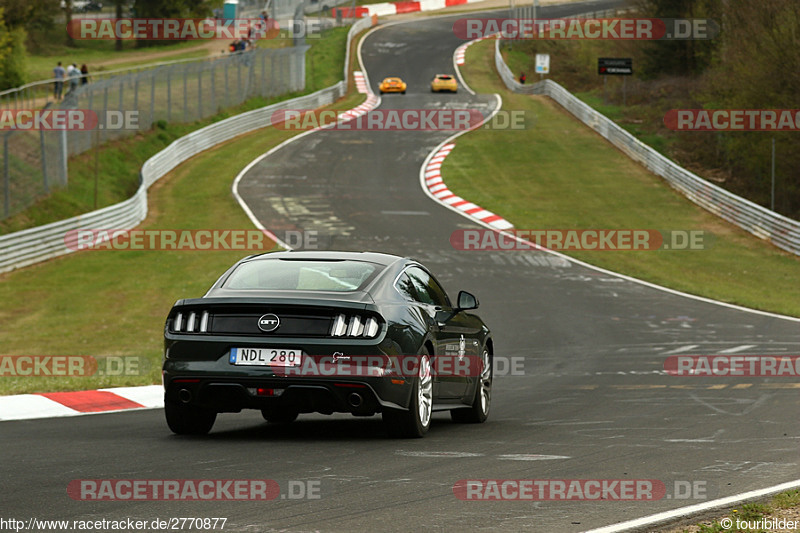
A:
513;0;800;219
638;0;800;217
637;0;800;218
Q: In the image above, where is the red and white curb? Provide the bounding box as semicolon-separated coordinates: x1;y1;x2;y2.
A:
337;93;379;121
0;385;163;422
333;0;484;19
455;34;495;65
353;71;368;94
423;143;513;230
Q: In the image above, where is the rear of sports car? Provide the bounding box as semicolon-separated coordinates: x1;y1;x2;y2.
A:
431;75;457;93
163;295;417;426
379;78;407;94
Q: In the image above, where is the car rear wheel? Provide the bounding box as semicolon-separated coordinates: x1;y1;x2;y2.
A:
165;400;217;435
261;409;299;424
383;348;433;438
451;347;491;423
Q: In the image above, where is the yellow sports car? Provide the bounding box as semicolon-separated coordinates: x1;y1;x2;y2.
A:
379;77;407;94
431;74;458;93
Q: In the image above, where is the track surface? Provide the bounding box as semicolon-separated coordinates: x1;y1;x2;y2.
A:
4;2;800;532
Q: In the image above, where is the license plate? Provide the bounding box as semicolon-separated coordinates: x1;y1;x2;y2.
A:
230;348;302;367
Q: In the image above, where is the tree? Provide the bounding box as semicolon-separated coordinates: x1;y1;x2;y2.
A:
635;0;722;77
0;9;28;90
133;0;214;47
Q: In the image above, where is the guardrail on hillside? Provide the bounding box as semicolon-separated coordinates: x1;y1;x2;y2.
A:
493;38;800;256
0;15;375;274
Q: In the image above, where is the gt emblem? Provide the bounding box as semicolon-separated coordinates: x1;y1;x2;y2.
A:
257;313;280;332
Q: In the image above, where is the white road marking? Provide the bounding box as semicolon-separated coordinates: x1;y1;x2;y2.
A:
661;345;699;355
717;344;757;354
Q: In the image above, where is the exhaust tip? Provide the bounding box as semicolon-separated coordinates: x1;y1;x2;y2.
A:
348;392;363;408
178;389;192;404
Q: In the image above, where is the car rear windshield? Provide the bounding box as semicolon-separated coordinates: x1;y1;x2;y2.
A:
223;259;382;292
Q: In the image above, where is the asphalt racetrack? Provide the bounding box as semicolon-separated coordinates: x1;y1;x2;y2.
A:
3;1;800;531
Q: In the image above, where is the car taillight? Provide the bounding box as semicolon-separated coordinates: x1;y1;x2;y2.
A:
331;314;381;338
172;310;210;333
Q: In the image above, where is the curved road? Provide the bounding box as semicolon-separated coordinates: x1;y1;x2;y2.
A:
3;2;800;532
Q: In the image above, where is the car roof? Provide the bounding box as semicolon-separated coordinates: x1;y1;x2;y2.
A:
243;250;406;267
384;77;402;81
435;74;453;78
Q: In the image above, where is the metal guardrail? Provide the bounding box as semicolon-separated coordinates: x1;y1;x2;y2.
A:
493;37;800;256
0;16;374;273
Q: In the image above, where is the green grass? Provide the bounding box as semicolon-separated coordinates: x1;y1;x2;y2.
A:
448;39;800;317
26;39;210;81
0;24;370;395
670;491;800;532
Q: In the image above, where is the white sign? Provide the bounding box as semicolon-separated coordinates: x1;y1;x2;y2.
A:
535;53;550;74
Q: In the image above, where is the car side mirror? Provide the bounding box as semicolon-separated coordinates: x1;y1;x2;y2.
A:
457;290;479;311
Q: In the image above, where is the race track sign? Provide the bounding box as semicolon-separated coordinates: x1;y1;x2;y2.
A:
535;54;550;74
598;58;632;75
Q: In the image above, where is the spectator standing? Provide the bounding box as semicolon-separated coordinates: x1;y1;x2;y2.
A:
80;64;89;85
53;62;65;99
67;64;80;92
519;72;526;84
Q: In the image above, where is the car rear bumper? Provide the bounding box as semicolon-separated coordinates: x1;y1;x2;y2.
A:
164;377;400;415
163;336;414;414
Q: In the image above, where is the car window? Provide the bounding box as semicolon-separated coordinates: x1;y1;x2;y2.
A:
405;266;450;307
394;272;418;301
223;259;381;291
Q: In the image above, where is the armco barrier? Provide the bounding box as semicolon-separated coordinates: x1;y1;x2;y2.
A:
493;38;800;256
0;16;375;274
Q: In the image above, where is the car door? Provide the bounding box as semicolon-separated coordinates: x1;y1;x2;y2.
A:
403;266;477;399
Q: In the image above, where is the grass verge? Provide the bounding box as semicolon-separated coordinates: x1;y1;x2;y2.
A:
662;490;800;532
449;39;800;317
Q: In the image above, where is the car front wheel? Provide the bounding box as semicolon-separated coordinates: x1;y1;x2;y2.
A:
383;348;433;438
165;400;217;435
451;347;491;423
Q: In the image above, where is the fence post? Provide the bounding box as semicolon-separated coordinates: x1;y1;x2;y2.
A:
150;73;155;128
40;129;49;194
102;85;109;144
3;134;9;218
167;70;172;122
198;64;203;118
183;65;188;122
211;62;216;114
